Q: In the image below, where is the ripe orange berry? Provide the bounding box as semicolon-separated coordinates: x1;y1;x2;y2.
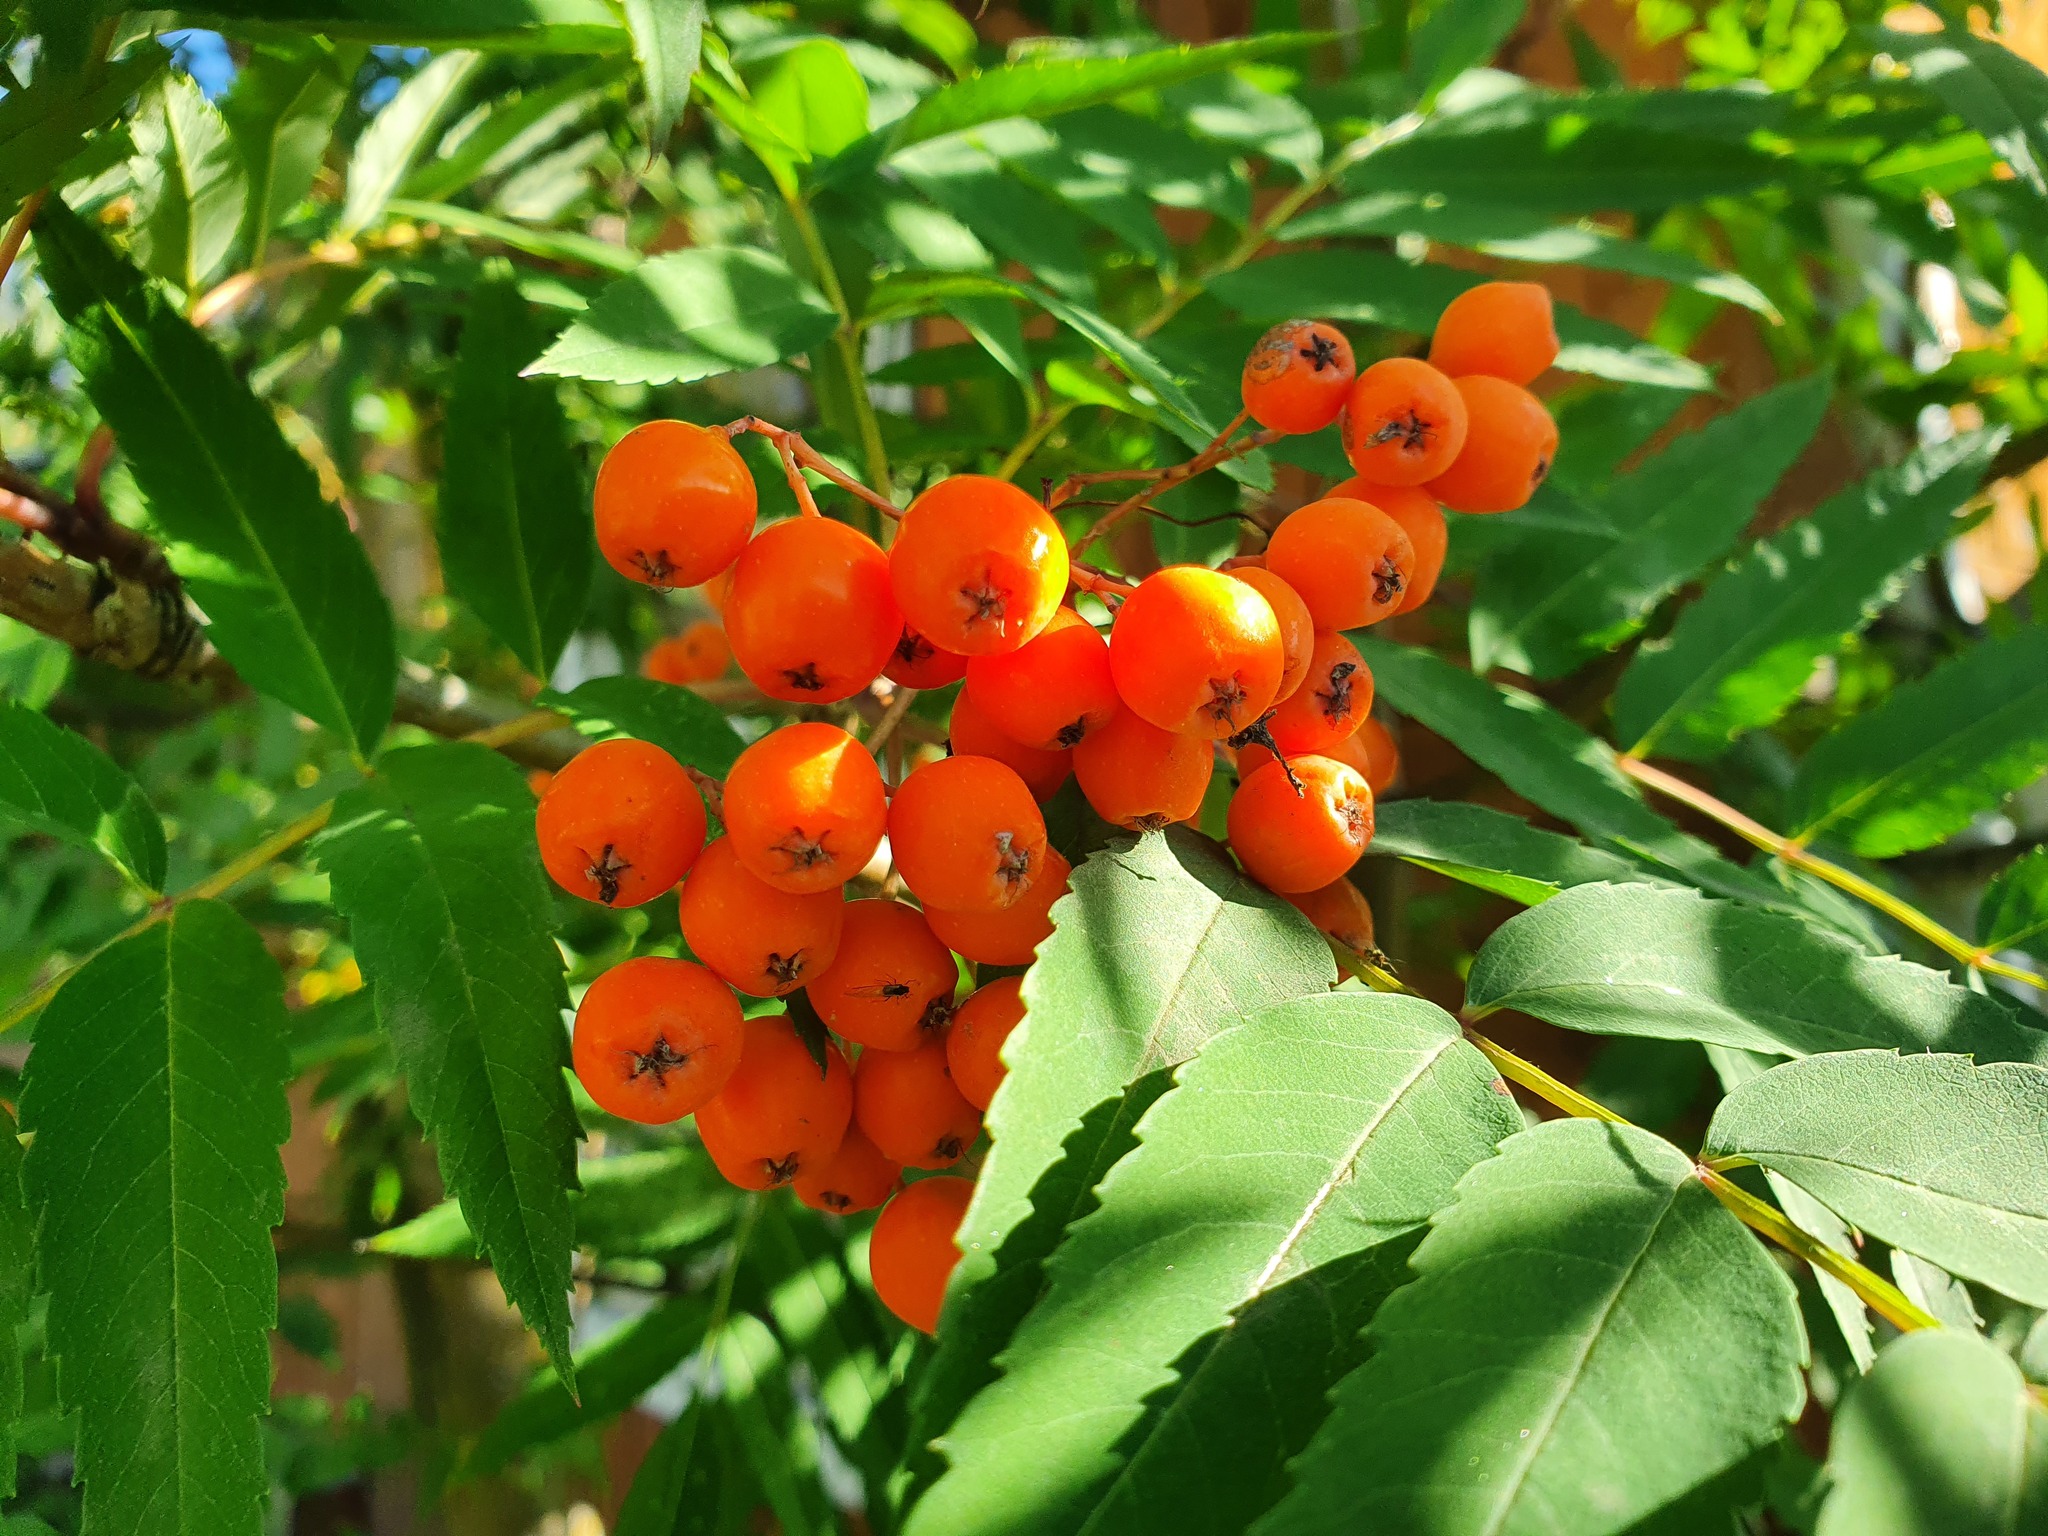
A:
922;848;1069;966
1073;706;1214;830
571;957;743;1124
1267;632;1373;755
1429;281;1559;387
1108;567;1284;739
1340;358;1470;486
1240;320;1356;435
1328;478;1446;615
1263;498;1417;631
679;837;845;997
806;898;958;1052
946;975;1025;1111
642;619;731;685
595;421;756;589
537;738;707;907
695;1015;852;1189
1229;566;1315;701
722;722;887;895
794;1125;901;1214
962;608;1118;750
870;1175;974;1333
889;756;1049;914
1343;716;1400;797
1426;376;1558;515
891;475;1068;656
854;1037;981;1170
726;517;900;703
1282;877;1376;955
1227;754;1375;893
698;566;735;613
885;624;970;690
526;768;554;799
948;690;1072;802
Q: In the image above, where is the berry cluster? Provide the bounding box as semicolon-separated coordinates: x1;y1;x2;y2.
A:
539;282;1560;1333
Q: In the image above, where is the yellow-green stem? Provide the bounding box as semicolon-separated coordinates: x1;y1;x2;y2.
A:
784;194;891;500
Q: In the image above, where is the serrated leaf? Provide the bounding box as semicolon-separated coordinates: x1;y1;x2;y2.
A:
616;1397;754;1536
0;1105;27;1500
1786;625;2048;858
1875;25;2048;199
1366;799;1669;906
127;71;248;294
895;137;1097;303
313;743;582;1385
1706;1050;2048;1306
1256;1119;1806;1536
339;50;481;238
33;199;396;755
0;698;166;891
439;272;593;677
403;59;618;203
1612;430;2004;760
753;38;869;161
0;50;164;218
1408;0;1526;102
18;901;290;1536
911;992;1520;1536
220;42;351;258
539;675;745;776
1982;846;2048;963
622;0;703;152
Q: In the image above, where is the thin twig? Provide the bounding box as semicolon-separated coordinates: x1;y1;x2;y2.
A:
1069;416;1278;558
0;189;46;291
724;415;902;522
862;687;919;760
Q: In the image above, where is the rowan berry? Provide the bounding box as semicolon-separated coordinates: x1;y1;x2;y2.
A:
1282;877;1377;955
1426;376;1557;514
891;475;1068;656
1429;281;1559;387
1346;716;1401;797
721;722;888;894
526;768;554;799
794;1125;902;1215
806;898;958;1052
889;755;1050;914
536;738;707;907
1108;566;1284;739
1229;566;1315;701
885;624;970;690
1340;358;1469;486
854;1037;981;1170
962;608;1118;750
948;690;1072;802
595;420;755;589
946;975;1024;1112
1240;320;1356;435
1227;754;1375;893
1328;477;1447;615
679;837;845;997
1267;632;1373;756
571;957;743;1124
642;619;731;685
695;1015;852;1190
725;516;900;703
1262;497;1417;631
1073;706;1214;830
922;848;1070;967
869;1175;974;1334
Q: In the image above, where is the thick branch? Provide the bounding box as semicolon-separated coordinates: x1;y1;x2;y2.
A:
0;534;223;684
0;456;175;585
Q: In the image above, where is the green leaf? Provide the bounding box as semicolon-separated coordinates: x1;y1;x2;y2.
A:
1408;0;1526;102
402;59;617;203
187;0;627;49
539;675;746;776
339;50;481;238
0;618;72;708
616;1398;753;1536
753;38;870;161
0;1105;28;1500
1471;377;1828;678
220;42;352;259
717;1311;835;1536
18;901;290;1536
33;201;397;755
439;272;593;677
1612;430;2004;760
1705;1050;2048;1306
0;50;164;218
1256;1119;1806;1536
1367;799;1668;906
1786;625;2048;857
911;992;1520;1536
895;138;1098;303
313;743;582;1385
1466;883;2048;1065
1982;846;2048;963
0;697;166;891
1876;25;2048;199
525;246;838;385
384;195;636;272
622;0;704;152
127;71;248;293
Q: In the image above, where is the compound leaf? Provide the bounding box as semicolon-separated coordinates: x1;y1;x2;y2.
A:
0;697;166;891
1366;799;1666;906
540;675;745;776
127;71;247;292
340;49;481;237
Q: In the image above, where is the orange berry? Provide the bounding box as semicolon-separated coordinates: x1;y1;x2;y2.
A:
698;566;736;613
886;624;970;690
922;848;1070;966
571;957;743;1124
962;608;1118;751
1428;281;1559;387
870;1175;974;1333
678;837;845;997
948;690;1072;802
854;1037;981;1170
1263;498;1417;631
722;722;887;895
726;516;900;703
1426;376;1558;515
1328;478;1446;615
1267;632;1373;755
695;1015;853;1190
888;756;1050;914
642;619;731;684
794;1125;902;1214
1344;716;1400;797
595;420;756;589
1227;754;1375;893
1108;566;1284;739
526;768;554;799
1073;706;1214;830
1282;877;1377;955
891;475;1068;656
1240;320;1356;435
946;976;1025;1111
1340;358;1469;486
805;898;958;1052
537;738;707;907
1229;566;1315;700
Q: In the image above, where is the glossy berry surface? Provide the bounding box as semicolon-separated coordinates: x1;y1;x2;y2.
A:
1429;281;1560;386
1262;498;1417;631
1267;632;1372;755
889;755;1050;914
594;420;756;589
946;975;1025;1112
948;689;1073;802
853;1037;981;1170
1073;706;1214;830
695;1016;852;1189
726;516;900;703
1108;566;1284;739
1240;320;1356;435
536;738;706;907
1327;478;1446;615
1426;376;1558;515
963;608;1118;751
891;475;1068;656
678;836;845;997
869;1175;974;1334
793;1126;901;1214
1340;358;1469;486
721;722;887;895
921;848;1070;967
1227;753;1376;894
570;957;742;1123
805;898;958;1052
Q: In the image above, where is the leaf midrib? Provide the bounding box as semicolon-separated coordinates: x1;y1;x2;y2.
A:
1733;1148;2048;1224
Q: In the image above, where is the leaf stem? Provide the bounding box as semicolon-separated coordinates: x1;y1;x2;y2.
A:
863;687;919;759
782;196;891;500
1464;1030;1630;1124
1066;413;1280;559
724;415;902;523
0;189;47;293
